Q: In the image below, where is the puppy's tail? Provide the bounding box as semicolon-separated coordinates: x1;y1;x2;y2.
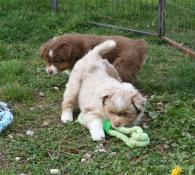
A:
92;40;116;56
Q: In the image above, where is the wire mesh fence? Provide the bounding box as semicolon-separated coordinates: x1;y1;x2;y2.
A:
52;0;195;56
1;0;195;56
54;0;159;35
165;0;195;50
89;0;159;36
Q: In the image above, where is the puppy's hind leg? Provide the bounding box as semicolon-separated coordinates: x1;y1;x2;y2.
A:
61;70;82;123
103;60;121;81
113;57;137;83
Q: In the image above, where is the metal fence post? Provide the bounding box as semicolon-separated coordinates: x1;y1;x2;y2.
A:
158;0;166;37
51;0;58;13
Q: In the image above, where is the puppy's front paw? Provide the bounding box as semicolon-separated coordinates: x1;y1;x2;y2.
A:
90;128;105;141
61;110;73;123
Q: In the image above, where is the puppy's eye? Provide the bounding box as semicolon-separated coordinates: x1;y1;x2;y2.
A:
118;112;130;116
51;56;64;64
109;111;115;115
53;59;62;64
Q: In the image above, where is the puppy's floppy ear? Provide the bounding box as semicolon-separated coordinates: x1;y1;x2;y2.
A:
55;42;71;59
132;92;146;114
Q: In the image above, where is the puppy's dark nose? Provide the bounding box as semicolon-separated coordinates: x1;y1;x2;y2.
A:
115;122;121;127
48;69;53;75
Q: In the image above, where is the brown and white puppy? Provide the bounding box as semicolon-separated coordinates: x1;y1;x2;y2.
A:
61;40;146;141
40;34;148;83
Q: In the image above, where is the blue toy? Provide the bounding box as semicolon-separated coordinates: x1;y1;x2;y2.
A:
0;102;14;133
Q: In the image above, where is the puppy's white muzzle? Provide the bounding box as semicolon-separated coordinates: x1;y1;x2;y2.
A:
46;65;58;75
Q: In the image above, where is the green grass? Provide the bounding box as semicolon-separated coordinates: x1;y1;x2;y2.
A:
0;0;195;175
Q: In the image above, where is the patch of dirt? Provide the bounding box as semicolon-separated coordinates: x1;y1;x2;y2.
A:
0;152;9;169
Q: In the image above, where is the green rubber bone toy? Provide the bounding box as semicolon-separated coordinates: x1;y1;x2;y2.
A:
103;119;150;148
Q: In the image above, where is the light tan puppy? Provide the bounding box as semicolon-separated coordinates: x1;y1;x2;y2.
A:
61;40;146;141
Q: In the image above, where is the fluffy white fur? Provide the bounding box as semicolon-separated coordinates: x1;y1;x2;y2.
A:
61;110;73;123
61;40;146;141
